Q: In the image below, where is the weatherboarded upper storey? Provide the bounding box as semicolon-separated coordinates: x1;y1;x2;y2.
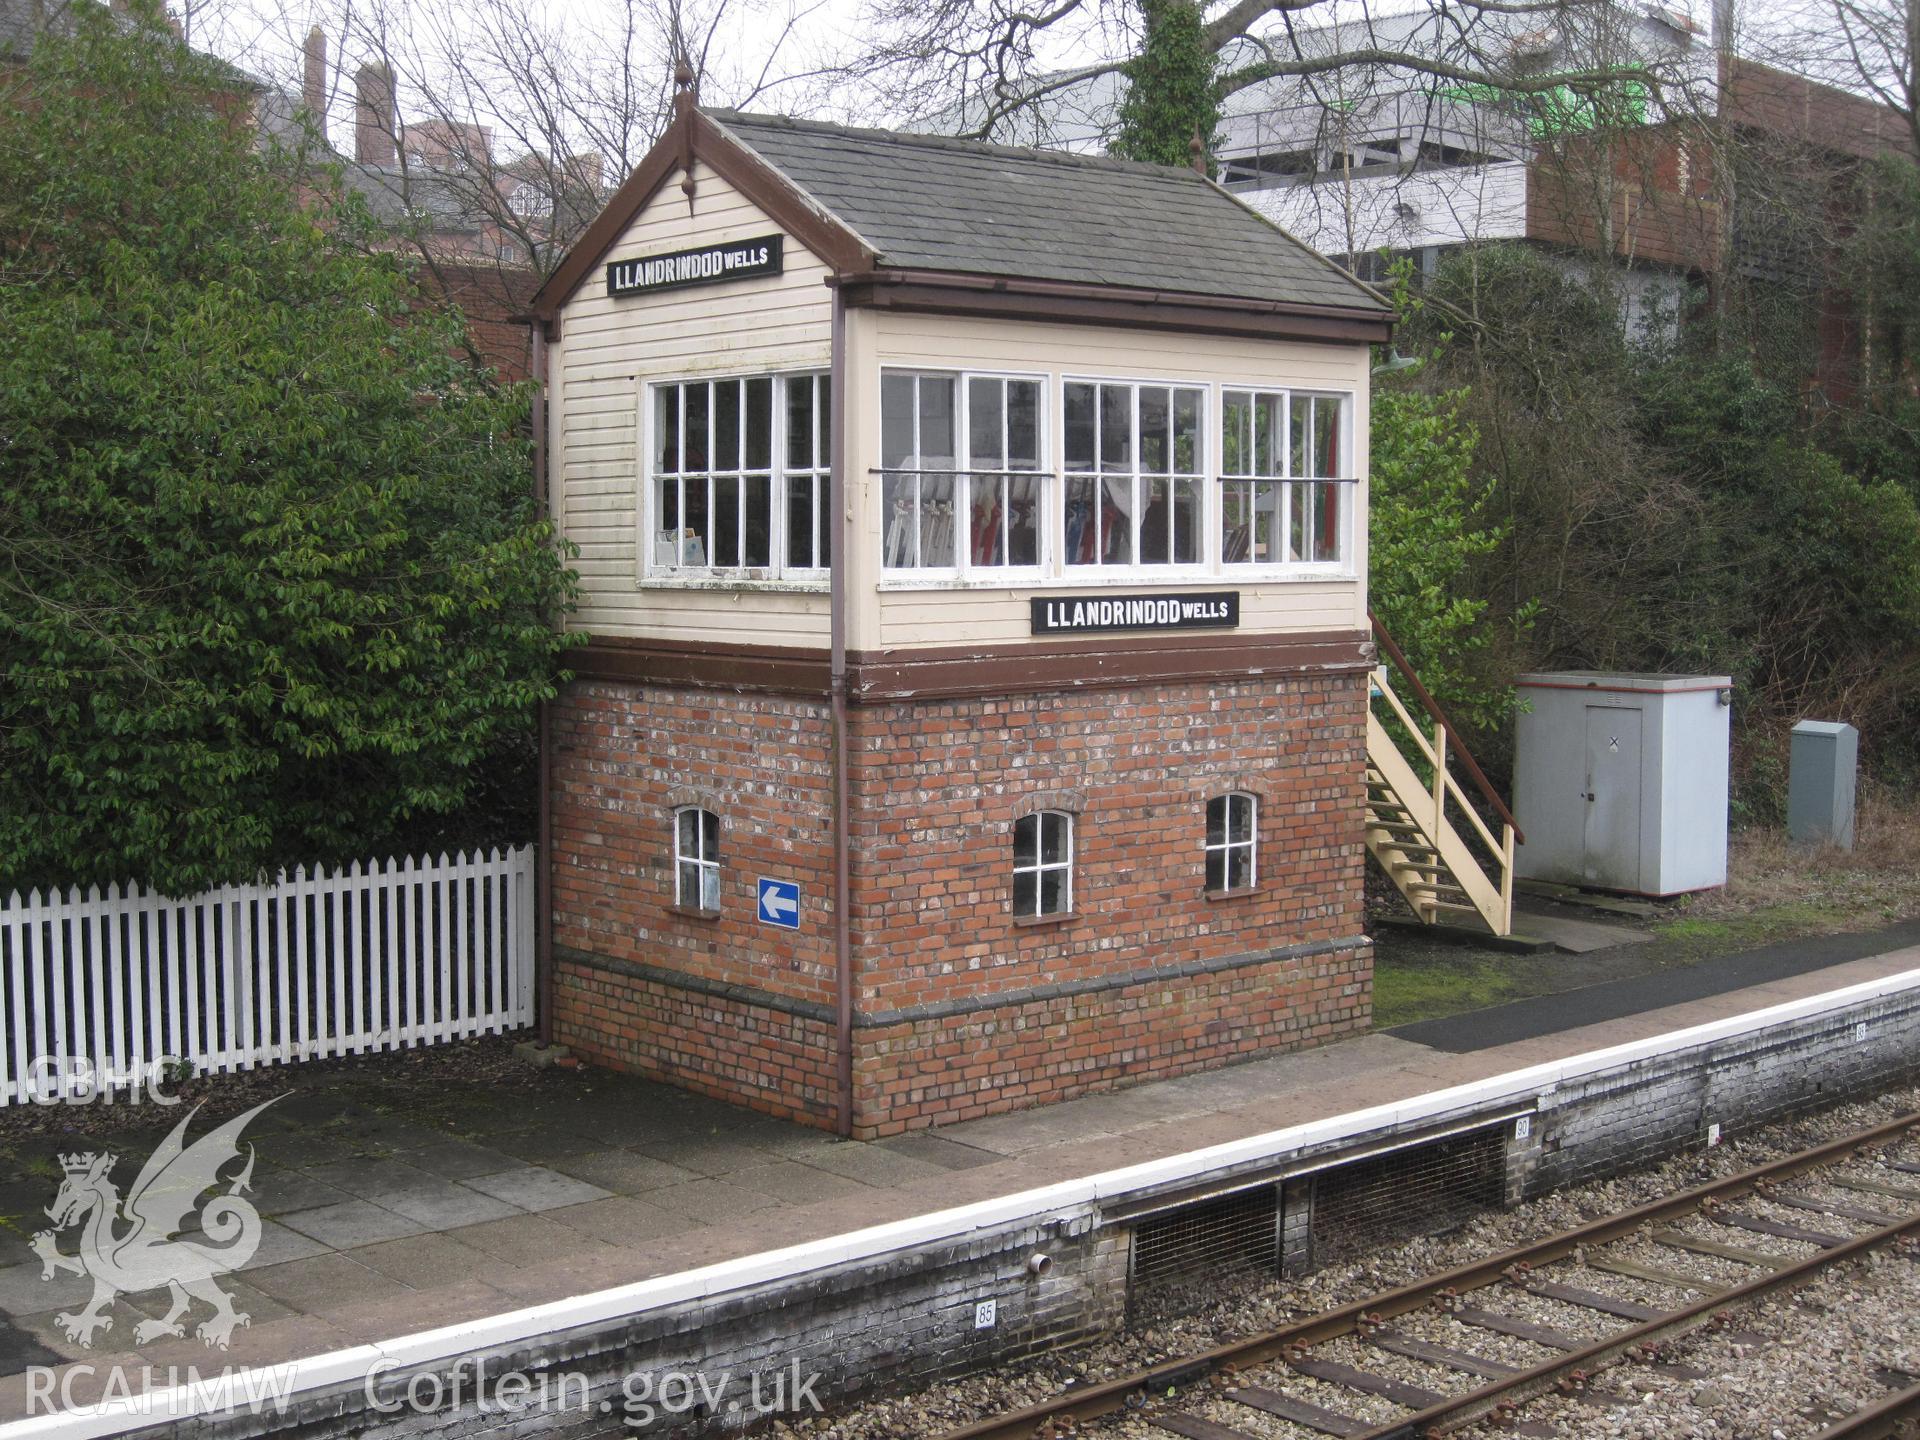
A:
530;97;1390;681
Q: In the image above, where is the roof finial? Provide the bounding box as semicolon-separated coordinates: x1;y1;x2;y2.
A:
1188;125;1207;176
673;56;697;120
673;51;699;212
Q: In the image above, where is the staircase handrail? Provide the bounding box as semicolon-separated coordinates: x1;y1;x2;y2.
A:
1368;610;1525;846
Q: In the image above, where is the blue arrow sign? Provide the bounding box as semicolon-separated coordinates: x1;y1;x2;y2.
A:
757;878;800;929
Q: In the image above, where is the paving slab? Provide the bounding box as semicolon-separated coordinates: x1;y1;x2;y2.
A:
644;1178;782;1224
249;1170;355;1218
636;1132;794;1178
349;1231;498;1289
235;1218;334;1271
546;1149;701;1193
243;1252;409;1313
276;1199;428;1249
461;1167;611;1212
439;1213;609;1271
725;1160;877;1205
543;1195;683;1247
396;1139;527;1181
873;1133;1002;1170
800;1143;951;1187
376;1183;522;1230
1516;910;1655;953
132;1314;351;1375
0;1263;91;1320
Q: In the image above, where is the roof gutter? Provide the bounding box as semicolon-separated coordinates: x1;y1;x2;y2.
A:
826;267;1392;322
828;270;1393;345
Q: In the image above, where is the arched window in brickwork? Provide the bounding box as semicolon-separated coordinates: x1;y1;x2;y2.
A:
1205;792;1257;893
1012;810;1073;917
674;806;721;911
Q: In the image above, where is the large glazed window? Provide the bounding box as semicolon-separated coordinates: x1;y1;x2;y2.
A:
1289;393;1347;564
1063;381;1204;568
1220;389;1350;567
881;370;1045;573
650;373;828;579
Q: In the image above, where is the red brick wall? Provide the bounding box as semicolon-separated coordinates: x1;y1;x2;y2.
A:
554;959;837;1126
548;668;1372;1135
849;674;1365;1017
852;944;1368;1137
549;681;838;1007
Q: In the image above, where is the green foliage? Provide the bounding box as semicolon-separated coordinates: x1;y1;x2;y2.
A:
1368;383;1521;732
1402;242;1920;800
1827;156;1920;495
1636;354;1920;716
1110;0;1219;175
0;8;579;895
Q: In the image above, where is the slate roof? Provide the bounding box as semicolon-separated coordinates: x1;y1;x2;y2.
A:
703;109;1387;313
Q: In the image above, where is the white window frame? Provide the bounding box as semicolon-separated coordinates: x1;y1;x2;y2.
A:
1012;810;1074;918
879;367;1049;580
1218;386;1356;576
673;805;721;912
1204;792;1258;893
641;369;830;587
1060;374;1211;576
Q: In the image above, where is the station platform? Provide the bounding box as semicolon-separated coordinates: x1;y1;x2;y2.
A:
2;922;1918;1432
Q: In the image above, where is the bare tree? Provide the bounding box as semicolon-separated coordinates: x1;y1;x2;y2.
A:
242;0;834;290
840;0;1706;142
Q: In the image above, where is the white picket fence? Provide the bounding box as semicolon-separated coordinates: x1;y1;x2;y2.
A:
0;847;536;1106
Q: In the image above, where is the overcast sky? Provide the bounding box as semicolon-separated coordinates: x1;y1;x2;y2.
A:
174;0;1849;167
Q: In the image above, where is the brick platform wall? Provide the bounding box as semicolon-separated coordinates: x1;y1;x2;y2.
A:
548;667;1373;1135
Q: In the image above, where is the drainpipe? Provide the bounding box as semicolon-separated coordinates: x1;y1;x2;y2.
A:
829;287;853;1138
532;321;556;1048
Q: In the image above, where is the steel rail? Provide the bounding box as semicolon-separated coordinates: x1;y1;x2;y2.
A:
1818;1378;1920;1439
1351;1202;1920;1437
930;1111;1920;1440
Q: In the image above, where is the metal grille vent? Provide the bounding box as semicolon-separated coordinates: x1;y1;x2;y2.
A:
1308;1126;1505;1266
1129;1185;1278;1320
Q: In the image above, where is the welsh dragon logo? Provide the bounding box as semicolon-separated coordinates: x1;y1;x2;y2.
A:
31;1098;280;1349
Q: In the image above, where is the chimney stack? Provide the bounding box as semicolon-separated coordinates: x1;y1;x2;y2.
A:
303;27;327;120
354;61;396;166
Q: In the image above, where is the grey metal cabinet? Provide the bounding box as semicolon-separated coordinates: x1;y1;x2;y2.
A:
1513;672;1732;896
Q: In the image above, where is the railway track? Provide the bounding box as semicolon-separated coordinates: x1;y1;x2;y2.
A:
932;1111;1920;1440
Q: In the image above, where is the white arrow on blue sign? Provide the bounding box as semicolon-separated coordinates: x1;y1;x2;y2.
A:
757;878;800;929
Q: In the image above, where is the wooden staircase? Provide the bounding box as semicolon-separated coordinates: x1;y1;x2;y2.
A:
1366;615;1522;936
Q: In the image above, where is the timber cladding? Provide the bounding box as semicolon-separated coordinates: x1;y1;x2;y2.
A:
548;668;1372;1138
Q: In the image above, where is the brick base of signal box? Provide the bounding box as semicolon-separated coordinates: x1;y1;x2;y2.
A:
547;664;1373;1139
